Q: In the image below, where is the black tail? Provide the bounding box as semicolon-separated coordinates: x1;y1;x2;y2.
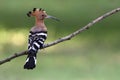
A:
24;50;37;69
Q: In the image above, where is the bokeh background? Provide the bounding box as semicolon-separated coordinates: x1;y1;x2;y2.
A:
0;0;120;80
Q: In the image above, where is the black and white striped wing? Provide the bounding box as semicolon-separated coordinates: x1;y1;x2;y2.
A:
28;31;47;53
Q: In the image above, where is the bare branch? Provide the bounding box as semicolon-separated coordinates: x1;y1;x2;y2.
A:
0;51;28;65
0;8;120;65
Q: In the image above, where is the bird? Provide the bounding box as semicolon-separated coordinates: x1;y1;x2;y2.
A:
24;8;59;70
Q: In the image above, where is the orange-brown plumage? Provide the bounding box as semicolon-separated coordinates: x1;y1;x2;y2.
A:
24;8;59;69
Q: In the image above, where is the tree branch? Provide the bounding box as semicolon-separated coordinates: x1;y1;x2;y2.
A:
0;8;120;65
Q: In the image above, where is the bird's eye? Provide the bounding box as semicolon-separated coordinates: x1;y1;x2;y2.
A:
42;15;44;16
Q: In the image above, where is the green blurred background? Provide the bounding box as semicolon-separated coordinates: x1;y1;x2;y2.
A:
0;0;120;80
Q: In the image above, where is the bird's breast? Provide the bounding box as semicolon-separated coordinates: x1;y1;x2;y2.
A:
30;26;47;32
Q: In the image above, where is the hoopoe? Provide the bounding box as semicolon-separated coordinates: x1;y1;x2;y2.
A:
24;8;59;69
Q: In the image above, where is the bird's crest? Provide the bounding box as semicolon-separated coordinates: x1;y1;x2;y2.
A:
27;8;46;17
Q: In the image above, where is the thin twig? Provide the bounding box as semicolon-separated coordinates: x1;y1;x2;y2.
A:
0;8;120;65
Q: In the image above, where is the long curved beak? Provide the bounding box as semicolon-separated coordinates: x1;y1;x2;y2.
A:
46;15;60;21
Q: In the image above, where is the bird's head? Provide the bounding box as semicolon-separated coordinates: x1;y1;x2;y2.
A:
27;8;59;21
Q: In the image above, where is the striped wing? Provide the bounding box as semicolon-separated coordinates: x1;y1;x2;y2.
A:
28;31;47;52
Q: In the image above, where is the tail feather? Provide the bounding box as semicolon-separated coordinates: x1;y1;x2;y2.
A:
24;50;37;69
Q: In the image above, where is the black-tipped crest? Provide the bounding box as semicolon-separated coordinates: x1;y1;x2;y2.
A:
27;8;46;17
27;13;30;17
26;8;60;22
39;8;44;11
33;8;36;12
29;11;32;14
27;11;32;17
39;8;42;11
